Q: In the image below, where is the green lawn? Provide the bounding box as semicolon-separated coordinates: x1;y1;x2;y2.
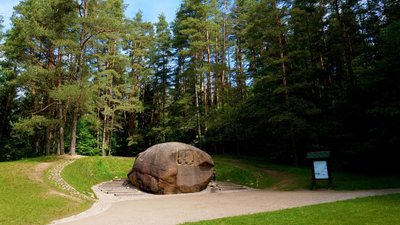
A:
0;156;133;225
0;158;90;225
61;155;400;194
61;156;134;196
214;155;400;190
214;156;277;188
1;155;399;225
183;193;400;225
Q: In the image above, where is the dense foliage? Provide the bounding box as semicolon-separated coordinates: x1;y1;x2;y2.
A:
1;0;399;173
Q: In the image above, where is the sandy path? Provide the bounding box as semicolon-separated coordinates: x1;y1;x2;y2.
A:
52;188;400;225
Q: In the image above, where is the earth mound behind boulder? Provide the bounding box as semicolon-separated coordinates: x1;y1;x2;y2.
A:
128;142;214;194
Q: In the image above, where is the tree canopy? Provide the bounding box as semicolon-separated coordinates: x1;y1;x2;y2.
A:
1;0;399;173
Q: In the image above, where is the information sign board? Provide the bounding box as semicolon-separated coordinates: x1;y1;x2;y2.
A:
313;160;329;179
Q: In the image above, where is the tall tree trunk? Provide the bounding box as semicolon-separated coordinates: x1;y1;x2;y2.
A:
31;86;41;155
34;132;40;155
102;114;108;157
58;101;65;155
45;126;52;155
206;29;213;107
333;0;354;86
57;141;61;156
127;52;138;152
127;112;136;140
235;41;245;99
0;91;14;139
56;48;65;155
227;42;232;93
194;54;202;147
274;0;289;102
274;0;297;165
221;16;227;109
161;55;168;125
69;106;79;155
215;34;220;109
69;0;90;155
97;107;101;150
108;111;115;156
0;66;16;138
202;72;208;135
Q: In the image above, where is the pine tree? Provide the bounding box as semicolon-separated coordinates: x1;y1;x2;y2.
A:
4;0;78;155
147;14;173;143
231;0;252;100
172;0;209;146
123;11;153;150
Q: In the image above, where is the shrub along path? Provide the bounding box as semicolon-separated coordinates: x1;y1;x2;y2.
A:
51;184;400;225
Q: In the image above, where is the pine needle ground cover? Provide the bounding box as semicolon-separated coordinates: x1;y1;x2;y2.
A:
0;158;90;225
183;194;400;225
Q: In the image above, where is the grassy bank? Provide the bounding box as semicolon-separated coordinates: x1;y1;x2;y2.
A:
1;154;399;225
183;193;400;225
0;158;90;225
61;155;400;193
61;156;134;196
0;156;133;225
214;155;400;190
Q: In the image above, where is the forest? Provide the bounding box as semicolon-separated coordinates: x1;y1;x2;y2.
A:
0;0;399;173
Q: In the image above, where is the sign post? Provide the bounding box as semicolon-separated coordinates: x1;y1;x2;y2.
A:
306;151;332;189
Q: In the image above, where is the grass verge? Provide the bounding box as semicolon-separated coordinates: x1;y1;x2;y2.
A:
61;156;134;196
214;155;400;190
0;157;90;225
183;193;400;225
1;155;399;225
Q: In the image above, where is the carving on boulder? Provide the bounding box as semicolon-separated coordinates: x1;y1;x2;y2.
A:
127;142;214;194
178;150;194;165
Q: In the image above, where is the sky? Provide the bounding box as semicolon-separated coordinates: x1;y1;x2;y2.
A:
0;0;182;30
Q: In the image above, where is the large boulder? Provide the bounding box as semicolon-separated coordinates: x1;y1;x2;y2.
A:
128;142;214;194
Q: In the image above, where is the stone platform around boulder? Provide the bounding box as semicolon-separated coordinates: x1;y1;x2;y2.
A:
98;179;143;197
95;179;250;200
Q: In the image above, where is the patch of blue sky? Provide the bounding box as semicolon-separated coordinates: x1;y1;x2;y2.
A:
0;0;182;31
0;0;20;30
126;0;181;23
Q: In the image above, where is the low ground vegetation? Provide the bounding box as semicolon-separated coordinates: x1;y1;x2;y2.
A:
61;156;134;196
214;155;400;190
0;157;90;225
1;155;399;225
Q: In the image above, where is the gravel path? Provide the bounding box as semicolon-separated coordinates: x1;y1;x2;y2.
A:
45;155;94;201
47;156;400;225
51;186;400;225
